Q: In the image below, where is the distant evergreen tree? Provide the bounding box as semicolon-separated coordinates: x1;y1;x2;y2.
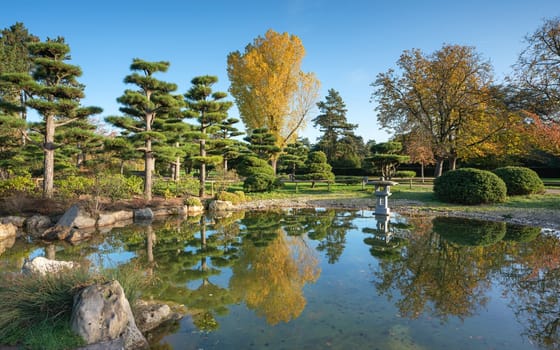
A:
184;75;233;197
105;59;183;200
312;89;358;165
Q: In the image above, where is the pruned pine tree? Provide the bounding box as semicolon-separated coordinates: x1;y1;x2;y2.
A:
153;116;195;181
56;118;104;170
365;142;410;179
245;127;282;162
184;75;233;197
105;59;183;200
1;38;101;198
211;117;244;174
279;140;309;179
304;151;335;188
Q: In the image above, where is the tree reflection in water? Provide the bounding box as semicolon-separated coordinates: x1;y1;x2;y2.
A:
229;210;321;325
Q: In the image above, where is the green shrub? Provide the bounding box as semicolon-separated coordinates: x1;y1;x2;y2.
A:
394;170;416;178
153;176;199;198
184;196;202;207
244;173;276;192
55;176;95;199
433;168;507;204
237;156;275;178
0;175;36;196
96;174;143;201
493;166;545;195
216;191;243;204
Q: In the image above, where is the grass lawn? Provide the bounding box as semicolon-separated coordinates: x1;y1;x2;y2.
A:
224;178;560;212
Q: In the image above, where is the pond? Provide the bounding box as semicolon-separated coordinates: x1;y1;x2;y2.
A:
1;208;559;350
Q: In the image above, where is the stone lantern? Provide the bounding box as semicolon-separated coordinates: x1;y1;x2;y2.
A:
371;180;398;215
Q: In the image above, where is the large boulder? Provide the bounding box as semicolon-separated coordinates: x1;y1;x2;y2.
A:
97;210;133;227
41;205;96;241
208;200;233;212
71;280;148;349
21;256;77;275
0;235;15;256
0;222;17;241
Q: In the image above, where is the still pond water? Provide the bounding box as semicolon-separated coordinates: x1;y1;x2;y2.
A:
1;208;559;350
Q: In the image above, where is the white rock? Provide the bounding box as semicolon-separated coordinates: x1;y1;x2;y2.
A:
21;256;77;275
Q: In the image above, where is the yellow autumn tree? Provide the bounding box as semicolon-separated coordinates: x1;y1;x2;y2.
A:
227;29;320;172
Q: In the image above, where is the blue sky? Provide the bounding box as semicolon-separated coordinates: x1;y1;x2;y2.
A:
2;0;558;143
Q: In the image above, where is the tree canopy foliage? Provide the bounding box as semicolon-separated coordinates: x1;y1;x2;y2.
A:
372;45;508;176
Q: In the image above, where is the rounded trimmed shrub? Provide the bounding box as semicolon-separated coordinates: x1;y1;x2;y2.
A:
433;168;507;204
492;166;545;195
244;173;276;192
434;217;507;246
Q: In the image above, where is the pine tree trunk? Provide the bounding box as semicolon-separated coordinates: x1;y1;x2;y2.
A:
144;138;153;201
174;142;181;182
43;115;55;198
174;155;181;182
199;139;206;197
271;157;278;176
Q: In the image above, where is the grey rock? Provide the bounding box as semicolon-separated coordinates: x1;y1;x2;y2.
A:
97;210;133;227
134;300;176;333
1;215;26;228
208;200;233;212
41;205;96;241
133;208;153;222
71;280;148;349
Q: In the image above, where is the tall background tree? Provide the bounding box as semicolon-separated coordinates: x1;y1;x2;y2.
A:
105;59;183;200
372;45;503;177
513;17;560;121
184;75;232;197
512;17;560;158
0;23;38;178
227;29;320;173
312;88;364;169
2;38;101;198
